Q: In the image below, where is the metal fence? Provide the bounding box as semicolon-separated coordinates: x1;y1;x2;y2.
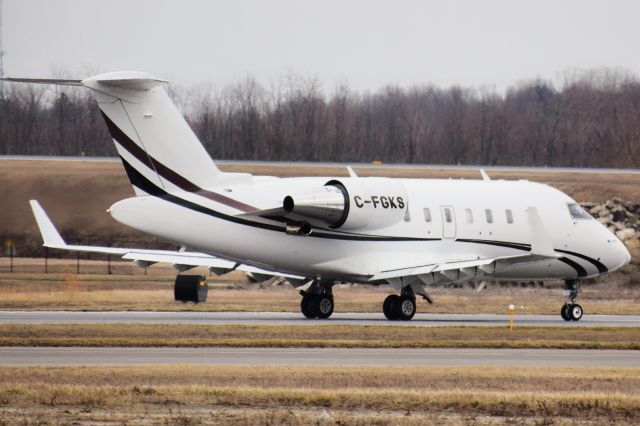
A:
0;236;178;275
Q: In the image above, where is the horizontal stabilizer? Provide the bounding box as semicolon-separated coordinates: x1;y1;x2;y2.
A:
83;71;169;91
1;77;82;86
2;73;169;91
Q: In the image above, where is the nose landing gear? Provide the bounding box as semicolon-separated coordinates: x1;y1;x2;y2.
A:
561;279;583;321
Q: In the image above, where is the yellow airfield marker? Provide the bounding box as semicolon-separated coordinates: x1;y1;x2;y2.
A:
508;304;515;330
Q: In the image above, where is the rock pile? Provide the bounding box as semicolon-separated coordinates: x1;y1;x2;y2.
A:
581;198;640;260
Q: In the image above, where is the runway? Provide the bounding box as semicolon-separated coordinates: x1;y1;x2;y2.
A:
1;311;639;327
0;347;637;367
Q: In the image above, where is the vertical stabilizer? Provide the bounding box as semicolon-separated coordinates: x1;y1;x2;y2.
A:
82;71;250;195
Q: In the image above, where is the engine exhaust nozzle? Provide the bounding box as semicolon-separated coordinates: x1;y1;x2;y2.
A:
282;184;347;227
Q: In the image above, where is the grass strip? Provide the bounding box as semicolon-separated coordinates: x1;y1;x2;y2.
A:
3;276;640;314
1;365;639;423
1;324;640;349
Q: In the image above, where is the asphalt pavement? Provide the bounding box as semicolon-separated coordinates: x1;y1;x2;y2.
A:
0;311;638;327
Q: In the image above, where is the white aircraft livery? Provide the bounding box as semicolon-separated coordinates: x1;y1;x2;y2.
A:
6;72;631;322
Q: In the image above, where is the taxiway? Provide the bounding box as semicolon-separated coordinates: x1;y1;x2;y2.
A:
0;311;638;327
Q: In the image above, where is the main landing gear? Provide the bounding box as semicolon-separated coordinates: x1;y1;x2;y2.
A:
300;279;334;319
561;279;583;321
383;286;417;321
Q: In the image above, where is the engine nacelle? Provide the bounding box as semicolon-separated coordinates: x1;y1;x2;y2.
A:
283;177;408;230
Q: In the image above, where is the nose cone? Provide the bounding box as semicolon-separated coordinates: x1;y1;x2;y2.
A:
609;237;632;272
595;222;633;274
619;241;632;268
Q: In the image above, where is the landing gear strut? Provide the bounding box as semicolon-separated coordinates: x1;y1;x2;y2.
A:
383;286;416;321
300;279;334;319
561;279;583;321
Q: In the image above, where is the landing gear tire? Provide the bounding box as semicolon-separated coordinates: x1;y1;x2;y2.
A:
561;279;583;322
560;303;583;321
561;304;572;321
301;294;317;319
315;295;334;319
301;293;334;319
383;295;400;320
395;295;416;321
569;304;583;321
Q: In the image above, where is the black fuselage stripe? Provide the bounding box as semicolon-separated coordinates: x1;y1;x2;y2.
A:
456;238;531;251
120;158;431;242
456;238;606;275
103;111;257;213
555;249;608;274
558;257;588;277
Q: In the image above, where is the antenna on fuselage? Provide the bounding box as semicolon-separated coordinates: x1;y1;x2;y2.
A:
480;169;491;181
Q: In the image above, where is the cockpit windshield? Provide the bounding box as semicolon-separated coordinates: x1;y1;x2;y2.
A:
568;203;592;220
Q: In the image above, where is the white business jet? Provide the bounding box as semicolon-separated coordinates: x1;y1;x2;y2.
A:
6;72;631;322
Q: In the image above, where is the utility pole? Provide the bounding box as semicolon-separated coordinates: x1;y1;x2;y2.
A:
0;0;5;99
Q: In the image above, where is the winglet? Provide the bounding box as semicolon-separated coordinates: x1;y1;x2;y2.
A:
29;200;66;247
480;169;491;181
527;207;555;257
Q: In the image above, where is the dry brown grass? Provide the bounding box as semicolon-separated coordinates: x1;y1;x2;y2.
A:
1;323;640;349
3;158;640;242
1;265;640;314
221;163;640;203
0;365;639;424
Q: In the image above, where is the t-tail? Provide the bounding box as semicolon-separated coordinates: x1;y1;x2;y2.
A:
2;72;251;195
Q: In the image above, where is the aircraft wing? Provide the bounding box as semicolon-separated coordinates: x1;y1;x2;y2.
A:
370;206;559;282
368;253;557;282
29;200;305;281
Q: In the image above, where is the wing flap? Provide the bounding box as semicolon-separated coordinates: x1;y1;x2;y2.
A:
432;258;495;272
370;252;559;282
370;264;438;281
121;252;235;269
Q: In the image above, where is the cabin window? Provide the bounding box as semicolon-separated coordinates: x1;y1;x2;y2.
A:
485;209;493;224
465;208;473;223
568;203;591;220
423;208;432;222
444;208;452;223
506;209;514;224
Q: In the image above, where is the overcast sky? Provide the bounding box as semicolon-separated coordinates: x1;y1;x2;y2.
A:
4;0;640;93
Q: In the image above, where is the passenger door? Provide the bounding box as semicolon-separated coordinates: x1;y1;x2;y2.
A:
440;206;456;239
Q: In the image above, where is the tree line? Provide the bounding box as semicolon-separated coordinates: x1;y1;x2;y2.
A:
1;69;639;167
